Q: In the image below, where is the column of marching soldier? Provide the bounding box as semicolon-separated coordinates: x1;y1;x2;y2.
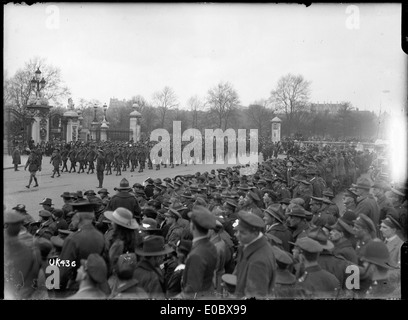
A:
5;142;407;299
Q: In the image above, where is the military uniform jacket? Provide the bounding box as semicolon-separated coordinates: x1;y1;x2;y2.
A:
355;194;380;226
96;155;106;171
165;222;184;247
59;223;106;289
333;238;358;264
86;149;97;162
61;149;69;160
106;191;141;218
182;237;218;298
385;235;404;268
318;251;352;289
133;259;166;299
266;223;293;252
297;264;340;298
50;153;62;167
68;149;77;161
36;219;57;240
25;153;40;172
234;236;277;298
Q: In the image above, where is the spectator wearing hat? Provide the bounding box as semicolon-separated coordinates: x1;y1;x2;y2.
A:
39;197;56;216
309;197;332;228
59;201;106;295
264;204;293;252
24;148;41;188
353;178;381;228
12;204;35;232
238;190;264;219
52;208;68;233
287;205;311;245
50;148;62;178
12;145;21;171
35;210;57;240
4;210;41;299
178;206;218;299
372;180;393;222
342;189;357;213
208;220;230;294
356;241;399;298
380;216;404;270
163;208;185;248
61;192;74;222
166;239;193;298
307;227;351;290
104;208;140;277
106;178;141;219
68;253;108;299
329;218;358;264
133;235;174;299
306;169;325;198
353;214;378;264
108;252;148;299
321;189;340;219
98;188;111;208
292;179;313;210
233;210;277;299
294;237;340;298
95;148;106;188
272;246;308;299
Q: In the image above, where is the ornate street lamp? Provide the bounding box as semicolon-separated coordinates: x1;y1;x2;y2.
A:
30;68;46;99
103;103;109;124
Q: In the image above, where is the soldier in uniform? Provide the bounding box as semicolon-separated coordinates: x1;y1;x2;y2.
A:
321;189;340;219
35;210;57;240
96;148;106;188
24;148;41;188
234;211;277;299
59;201;107;296
105;145;114;175
68;145;77;173
129;145;138;172
287;206;311;246
264;204;293;252
61;192;74;221
61;145;69;172
114;147;123;176
307;169;325;197
50;148;62;178
86;145;97;174
76;145;87;174
293;237;340;298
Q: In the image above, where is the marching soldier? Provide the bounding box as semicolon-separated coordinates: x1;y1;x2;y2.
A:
50;148;62;178
68;145;77;173
105;145;114;175
86;145;97;174
76;145;87;174
114;147;123;176
61;145;69;172
96;148;106;188
24;148;41;188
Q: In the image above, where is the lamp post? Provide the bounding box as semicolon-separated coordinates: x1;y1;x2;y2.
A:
93;104;98;123
30;68;46;101
103;103;109;125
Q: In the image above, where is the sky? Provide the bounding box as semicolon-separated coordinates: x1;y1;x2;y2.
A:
4;3;406;115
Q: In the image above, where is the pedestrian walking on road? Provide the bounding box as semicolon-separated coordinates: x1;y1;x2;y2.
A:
24;148;40;188
12;146;21;171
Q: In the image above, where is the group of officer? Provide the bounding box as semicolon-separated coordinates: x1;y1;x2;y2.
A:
5;142;406;299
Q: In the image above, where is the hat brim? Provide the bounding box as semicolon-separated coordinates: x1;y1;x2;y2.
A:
335;220;356;235
103;211;139;230
114;187;132;191
134;244;174;256
320;240;334;251
275;272;296;285
361;257;398;270
264;209;284;224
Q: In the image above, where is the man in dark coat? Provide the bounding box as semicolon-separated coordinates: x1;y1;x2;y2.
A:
106;178;141;219
59;201;106;295
178;206;218;299
264;204;293;252
329;218;358;264
354;178;380;227
234;211;277;298
4;210;41;299
12;146;21;171
95;148;106;188
144;178;155;199
50;148;62;178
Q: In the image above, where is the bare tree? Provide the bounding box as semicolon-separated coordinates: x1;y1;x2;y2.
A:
187;95;204;128
4;56;70;113
246;102;273;138
152;86;179;128
206;82;240;130
269;74;311;135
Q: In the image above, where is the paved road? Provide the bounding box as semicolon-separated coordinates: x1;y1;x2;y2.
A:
3;153;347;221
3;155;244;220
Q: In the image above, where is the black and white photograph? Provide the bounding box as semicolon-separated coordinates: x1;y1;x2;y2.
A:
3;3;407;302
